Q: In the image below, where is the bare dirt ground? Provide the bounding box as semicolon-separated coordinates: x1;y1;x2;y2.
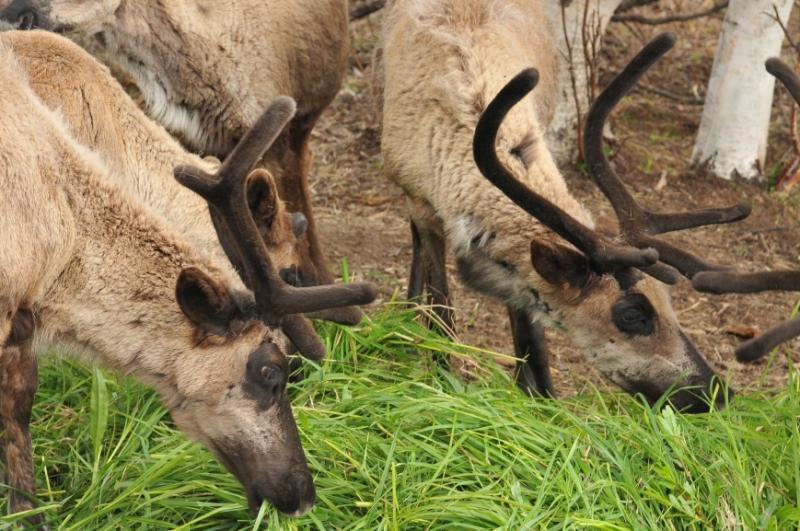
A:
309;3;800;397
29;0;799;399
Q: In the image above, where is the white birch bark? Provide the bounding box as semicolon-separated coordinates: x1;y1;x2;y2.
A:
542;0;625;163
691;0;795;180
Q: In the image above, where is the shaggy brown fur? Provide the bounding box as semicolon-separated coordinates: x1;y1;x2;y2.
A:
0;43;316;523
373;0;729;410
0;0;349;289
1;30;302;286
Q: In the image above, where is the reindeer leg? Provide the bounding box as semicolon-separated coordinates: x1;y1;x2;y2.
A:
267;115;364;328
0;344;43;528
287;114;335;286
507;306;556;398
407;220;425;302
409;201;453;365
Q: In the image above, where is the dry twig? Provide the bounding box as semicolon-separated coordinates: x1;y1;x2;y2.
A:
767;4;800;190
610;0;728;25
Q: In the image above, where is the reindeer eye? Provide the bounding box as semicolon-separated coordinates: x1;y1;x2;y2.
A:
243;345;288;409
621;308;643;322
612;294;655;336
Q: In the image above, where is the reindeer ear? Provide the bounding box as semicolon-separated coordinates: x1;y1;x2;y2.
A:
530;239;597;291
246;169;281;232
176;267;237;336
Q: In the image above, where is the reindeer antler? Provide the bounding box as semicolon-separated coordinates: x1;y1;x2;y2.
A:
473;69;660;274
583;31;751;283
175;96;377;359
691;57;800;362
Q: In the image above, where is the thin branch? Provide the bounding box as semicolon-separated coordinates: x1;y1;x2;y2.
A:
634;83;704;104
615;0;660;13
768;3;800;189
610;0;728;25
748;224;800;234
606;69;704;104
767;3;799;51
561;0;584;159
350;0;385;21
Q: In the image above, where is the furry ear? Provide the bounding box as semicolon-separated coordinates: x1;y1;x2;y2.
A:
530;239;597;292
246;169;283;237
176;267;237;336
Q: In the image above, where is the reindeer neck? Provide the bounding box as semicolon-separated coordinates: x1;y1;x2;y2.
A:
3;31;229;266
102;0;259;156
33;148;245;397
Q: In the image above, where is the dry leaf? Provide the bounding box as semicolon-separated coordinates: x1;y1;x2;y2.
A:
654;170;668;192
723;324;762;339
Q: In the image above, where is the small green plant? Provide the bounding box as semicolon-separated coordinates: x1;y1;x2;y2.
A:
768;162;782;191
639;153;655;173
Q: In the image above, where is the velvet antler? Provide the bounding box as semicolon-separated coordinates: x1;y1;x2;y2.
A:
473;69;659;274
583;31;751;283
691;58;800;362
175;97;377;359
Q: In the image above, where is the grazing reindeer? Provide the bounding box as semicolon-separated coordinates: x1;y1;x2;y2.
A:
374;0;748;410
693;58;800;362
0;45;376;526
0;0;349;291
1;29;360;324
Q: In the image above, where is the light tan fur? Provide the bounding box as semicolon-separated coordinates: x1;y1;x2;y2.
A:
0;0;349;286
0;42;314;517
0;29;301;276
374;0;723;405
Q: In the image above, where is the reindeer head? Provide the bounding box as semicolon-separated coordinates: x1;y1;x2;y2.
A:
0;0;119;34
167;97;377;514
169;267;312;516
473;33;751;412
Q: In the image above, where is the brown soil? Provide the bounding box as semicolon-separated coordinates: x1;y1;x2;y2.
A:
310;5;800;397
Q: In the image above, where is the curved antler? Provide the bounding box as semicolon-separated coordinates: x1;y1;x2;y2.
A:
584;31;751;282
473;69;659;274
691;58;800;362
175;97;377;359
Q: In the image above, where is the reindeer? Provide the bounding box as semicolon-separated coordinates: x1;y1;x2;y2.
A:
373;0;749;410
692;58;800;363
0;29;360;325
0;0;349;293
0;43;377;526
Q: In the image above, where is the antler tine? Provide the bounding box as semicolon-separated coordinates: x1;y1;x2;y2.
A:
692;270;800;295
584;31;751;280
175;97;298;206
473;69;658;273
687;59;800;362
735;316;800;362
766;57;800;105
175;97;378;359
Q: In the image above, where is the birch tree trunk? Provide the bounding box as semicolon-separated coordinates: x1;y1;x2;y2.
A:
691;0;795;180
542;0;625;164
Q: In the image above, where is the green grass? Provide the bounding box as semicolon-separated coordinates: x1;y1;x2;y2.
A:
1;302;799;530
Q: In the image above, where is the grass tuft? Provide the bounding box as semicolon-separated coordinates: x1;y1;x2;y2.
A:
1;303;798;530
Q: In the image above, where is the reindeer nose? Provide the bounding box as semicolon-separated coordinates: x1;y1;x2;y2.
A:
18;10;35;29
279;266;300;287
286;472;316;517
291;212;308;238
0;3;37;29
